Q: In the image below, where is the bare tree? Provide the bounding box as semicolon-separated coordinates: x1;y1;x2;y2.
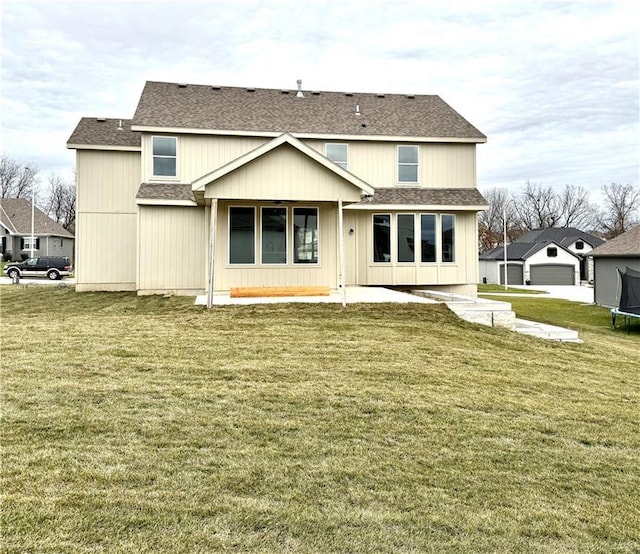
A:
45;173;76;233
478;188;517;251
598;183;640;239
556;184;597;229
513;181;559;231
0;155;38;199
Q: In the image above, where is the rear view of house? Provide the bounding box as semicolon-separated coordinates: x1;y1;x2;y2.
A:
67;81;487;302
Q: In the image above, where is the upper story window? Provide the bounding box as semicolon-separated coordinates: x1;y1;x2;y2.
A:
152;136;177;177
575;240;584;250
547;246;558;257
326;143;348;170
398;145;419;183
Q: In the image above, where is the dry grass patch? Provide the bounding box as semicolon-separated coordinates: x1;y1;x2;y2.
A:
1;286;639;553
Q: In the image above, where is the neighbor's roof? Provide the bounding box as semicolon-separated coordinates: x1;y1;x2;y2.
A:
589;225;640;257
348;187;488;210
130;81;487;141
0;198;74;237
479;241;576;261
67;118;141;149
517;227;604;248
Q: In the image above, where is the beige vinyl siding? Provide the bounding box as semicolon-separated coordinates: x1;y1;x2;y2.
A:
306;140;476;188
75;212;136;290
142;134;266;183
214;201;338;291
75;150;140;290
138;206;207;294
205;145;363;202
349;210;479;286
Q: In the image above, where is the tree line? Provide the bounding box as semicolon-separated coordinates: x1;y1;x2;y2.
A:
1;155;76;234
479;181;640;252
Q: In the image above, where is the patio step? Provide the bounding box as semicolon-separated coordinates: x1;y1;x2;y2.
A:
514;318;582;342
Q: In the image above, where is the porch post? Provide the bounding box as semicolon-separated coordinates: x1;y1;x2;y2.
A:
338;198;346;307
207;199;218;309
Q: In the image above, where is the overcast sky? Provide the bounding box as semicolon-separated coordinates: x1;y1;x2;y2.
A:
1;0;638;201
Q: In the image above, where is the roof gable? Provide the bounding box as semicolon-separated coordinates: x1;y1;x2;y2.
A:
193;133;374;198
67;118;141;149
517;227;604;248
0;198;73;237
131;81;486;141
480;240;577;261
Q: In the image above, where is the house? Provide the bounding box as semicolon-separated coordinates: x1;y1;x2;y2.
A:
479;227;604;286
589;225;640;307
0;198;74;262
67;80;488;301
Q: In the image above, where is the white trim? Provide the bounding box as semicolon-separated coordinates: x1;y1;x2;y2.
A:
345;203;488;211
130;125;487;144
325;143;348;170
397;145;419;184
372;212;392;264
260;206;288;265
66;144;142;152
396;212;416;264
228;205;257;265
152;135;178;178
292;206;320;265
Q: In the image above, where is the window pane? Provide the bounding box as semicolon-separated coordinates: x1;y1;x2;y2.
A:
398;146;418;163
398;164;418;182
397;214;415;263
373;214;391;263
326;144;347;169
262;207;287;264
421;214;436;262
153;137;176;156
229;207;255;264
442;214;455;263
294;208;318;264
153;157;176;176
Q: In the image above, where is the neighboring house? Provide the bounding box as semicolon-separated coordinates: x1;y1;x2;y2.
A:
0;198;74;262
67;80;488;300
589;225;640;307
479;227;604;286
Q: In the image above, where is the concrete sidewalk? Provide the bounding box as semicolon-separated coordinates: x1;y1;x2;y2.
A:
483;284;594;303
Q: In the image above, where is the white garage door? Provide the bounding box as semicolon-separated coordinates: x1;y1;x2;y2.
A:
530;264;575;285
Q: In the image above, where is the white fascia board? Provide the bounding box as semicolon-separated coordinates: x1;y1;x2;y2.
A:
345;203;489;211
130;125;486;144
136;199;198;207
66;144;142;152
192;133;375;196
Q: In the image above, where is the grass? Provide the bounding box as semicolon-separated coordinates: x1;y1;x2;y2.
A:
477;283;546;294
1;286;639;553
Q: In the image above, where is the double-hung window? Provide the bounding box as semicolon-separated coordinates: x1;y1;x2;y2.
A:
398;145;419;183
326;144;348;170
152;136;177;177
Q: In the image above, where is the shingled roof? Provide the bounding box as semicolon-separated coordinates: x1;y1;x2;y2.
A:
361;187;488;207
589;225;640;257
131;81;487;141
517;227;604;249
0;198;73;237
67;118;141;148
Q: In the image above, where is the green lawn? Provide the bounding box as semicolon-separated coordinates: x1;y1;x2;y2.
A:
1;286;639;553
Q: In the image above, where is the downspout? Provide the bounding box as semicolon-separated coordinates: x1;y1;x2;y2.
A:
338;198;346;307
207;199;218;309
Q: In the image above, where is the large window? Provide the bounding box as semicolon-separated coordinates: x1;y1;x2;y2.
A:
293;208;318;264
152;136;177;177
229;207;255;264
373;214;391;262
371;213;455;264
326;144;348;170
261;207;287;264
441;214;455;263
398;145;418;183
420;214;436;263
397;214;415;262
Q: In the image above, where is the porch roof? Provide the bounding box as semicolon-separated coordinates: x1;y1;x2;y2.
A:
136;184;197;206
347;188;489;211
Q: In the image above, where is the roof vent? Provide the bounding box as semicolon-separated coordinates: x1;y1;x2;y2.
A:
96;117;106;122
296;79;305;98
376;93;385;98
407;94;415;99
280;90;290;94
345;92;353;97
312;91;320;96
211;86;221;90
178;83;188;88
117;120;124;131
246;87;255;92
355;104;361;116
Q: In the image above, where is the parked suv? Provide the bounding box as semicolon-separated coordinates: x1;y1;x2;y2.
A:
4;256;72;280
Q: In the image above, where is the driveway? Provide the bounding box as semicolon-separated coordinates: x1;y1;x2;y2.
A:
508;284;594;303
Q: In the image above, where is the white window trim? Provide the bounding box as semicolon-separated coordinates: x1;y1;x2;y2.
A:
419;213;437;265
397;145;419;184
396;213;416;264
325;143;348;170
151;136;178;180
372;213;392;264
292;206;320;265
260;206;288;265
440;213;456;264
228;206;256;265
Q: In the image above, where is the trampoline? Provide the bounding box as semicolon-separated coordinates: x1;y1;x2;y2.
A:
611;266;640;330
